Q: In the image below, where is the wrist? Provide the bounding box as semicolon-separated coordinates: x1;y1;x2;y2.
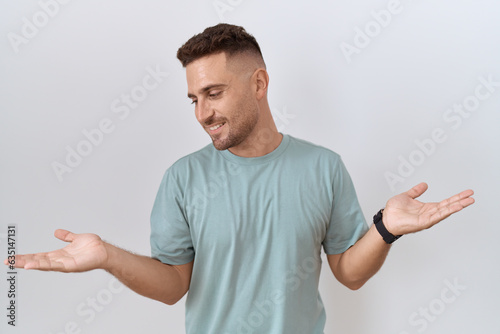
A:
101;243;138;282
101;242;118;272
373;209;402;244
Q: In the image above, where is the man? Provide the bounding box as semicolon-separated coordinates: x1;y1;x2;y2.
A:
5;24;474;333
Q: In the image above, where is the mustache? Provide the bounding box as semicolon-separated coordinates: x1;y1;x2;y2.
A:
203;116;227;126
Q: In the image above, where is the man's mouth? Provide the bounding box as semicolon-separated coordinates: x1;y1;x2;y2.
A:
208;122;226;134
210;124;223;130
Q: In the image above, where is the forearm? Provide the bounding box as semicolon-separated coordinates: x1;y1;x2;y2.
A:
330;225;391;290
330;184;474;290
103;243;191;305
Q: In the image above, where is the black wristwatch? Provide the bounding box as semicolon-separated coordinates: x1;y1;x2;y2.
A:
373;209;402;244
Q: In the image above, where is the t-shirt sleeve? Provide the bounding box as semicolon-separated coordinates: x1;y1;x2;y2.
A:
322;156;369;254
150;168;195;265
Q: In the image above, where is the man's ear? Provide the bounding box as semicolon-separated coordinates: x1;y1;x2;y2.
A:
253;68;269;100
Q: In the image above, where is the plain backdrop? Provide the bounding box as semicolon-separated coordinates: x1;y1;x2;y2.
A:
1;0;499;333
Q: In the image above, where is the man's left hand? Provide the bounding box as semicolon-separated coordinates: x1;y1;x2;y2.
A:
383;182;475;236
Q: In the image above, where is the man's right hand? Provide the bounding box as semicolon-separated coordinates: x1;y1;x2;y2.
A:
4;229;108;273
3;228;193;305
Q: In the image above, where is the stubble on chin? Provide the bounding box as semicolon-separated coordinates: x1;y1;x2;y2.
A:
209;102;259;151
211;131;241;151
210;123;255;151
211;137;229;151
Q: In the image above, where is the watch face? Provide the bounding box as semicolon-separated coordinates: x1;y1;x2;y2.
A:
374;210;383;223
373;209;400;244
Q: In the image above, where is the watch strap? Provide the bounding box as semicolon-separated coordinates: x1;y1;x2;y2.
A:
373;209;402;244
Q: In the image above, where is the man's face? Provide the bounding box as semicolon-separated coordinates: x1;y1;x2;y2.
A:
186;52;259;151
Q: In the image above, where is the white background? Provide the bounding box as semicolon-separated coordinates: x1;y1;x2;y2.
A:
1;0;499;333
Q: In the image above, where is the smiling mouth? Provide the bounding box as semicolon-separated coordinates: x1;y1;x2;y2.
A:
208;122;226;133
209;123;224;131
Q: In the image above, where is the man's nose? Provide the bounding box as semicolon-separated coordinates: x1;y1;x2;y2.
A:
196;100;214;124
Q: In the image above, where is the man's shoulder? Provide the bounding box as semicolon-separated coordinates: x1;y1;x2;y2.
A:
287;135;341;161
168;143;215;171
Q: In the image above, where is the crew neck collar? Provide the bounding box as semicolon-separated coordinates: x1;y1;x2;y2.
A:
218;134;290;165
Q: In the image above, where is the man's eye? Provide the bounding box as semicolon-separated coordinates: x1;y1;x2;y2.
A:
209;92;221;98
190;100;197;105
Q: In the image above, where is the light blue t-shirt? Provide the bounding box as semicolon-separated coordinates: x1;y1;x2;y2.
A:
150;134;368;334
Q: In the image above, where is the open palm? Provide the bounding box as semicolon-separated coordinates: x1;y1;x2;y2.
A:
383;183;475;236
5;229;108;272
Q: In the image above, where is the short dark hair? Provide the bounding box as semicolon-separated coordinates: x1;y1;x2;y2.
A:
176;23;264;67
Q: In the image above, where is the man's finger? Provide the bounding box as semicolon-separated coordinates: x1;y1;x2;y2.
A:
430;191;475;224
23;253;67;271
448;196;475;213
4;254;40;269
54;229;75;243
459;189;474;201
25;256;54;271
438;189;475;209
406;182;429;199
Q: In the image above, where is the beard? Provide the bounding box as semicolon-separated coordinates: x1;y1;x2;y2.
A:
209;100;260;151
210;111;258;151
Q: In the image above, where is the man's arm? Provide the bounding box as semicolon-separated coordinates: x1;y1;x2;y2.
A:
328;182;474;290
328;225;389;290
3;229;193;305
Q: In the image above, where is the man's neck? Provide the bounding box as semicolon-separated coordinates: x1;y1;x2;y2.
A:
228;130;283;158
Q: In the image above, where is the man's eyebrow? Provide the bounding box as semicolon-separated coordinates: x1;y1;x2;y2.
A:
187;84;228;99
